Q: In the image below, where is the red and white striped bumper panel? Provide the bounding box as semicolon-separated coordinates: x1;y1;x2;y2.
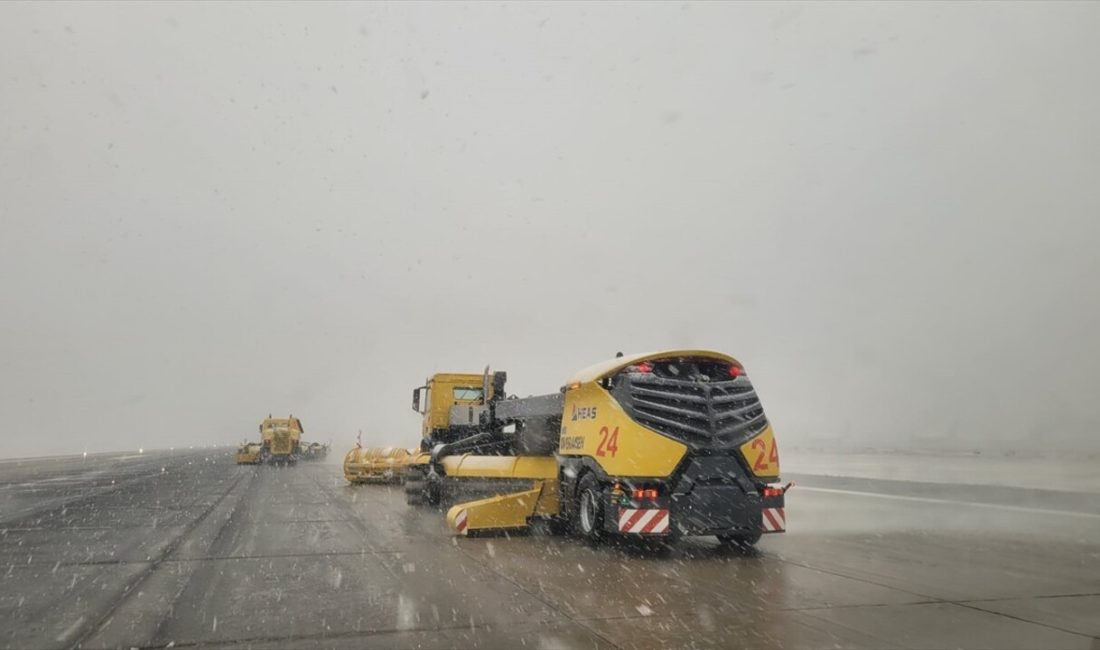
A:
761;507;785;532
618;508;670;534
455;509;468;535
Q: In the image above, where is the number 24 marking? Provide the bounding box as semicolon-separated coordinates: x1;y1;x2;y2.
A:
751;436;779;472
596;426;619;458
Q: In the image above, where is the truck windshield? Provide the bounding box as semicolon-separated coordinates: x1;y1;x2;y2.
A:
453;387;483;401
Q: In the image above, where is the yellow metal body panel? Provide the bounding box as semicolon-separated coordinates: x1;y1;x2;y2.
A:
270;429;295;455
439;454;559;479
738;425;780;479
446;479;560;534
567;349;740;385
559;380;688;477
420;373;495;438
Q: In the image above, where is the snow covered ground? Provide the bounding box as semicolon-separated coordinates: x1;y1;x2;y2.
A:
783;448;1100;492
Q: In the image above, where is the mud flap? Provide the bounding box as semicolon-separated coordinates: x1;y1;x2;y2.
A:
760;484;789;533
617;508;670;535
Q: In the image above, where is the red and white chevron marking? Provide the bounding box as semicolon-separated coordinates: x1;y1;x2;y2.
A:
618;508;670;534
454;509;468;535
761;507;785;532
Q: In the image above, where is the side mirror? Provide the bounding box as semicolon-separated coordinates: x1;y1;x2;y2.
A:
412;387;421;412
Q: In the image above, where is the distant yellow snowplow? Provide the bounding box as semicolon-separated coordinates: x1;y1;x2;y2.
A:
235;415;305;465
235;442;262;465
260;416;303;464
301;441;331;461
343;446;415;483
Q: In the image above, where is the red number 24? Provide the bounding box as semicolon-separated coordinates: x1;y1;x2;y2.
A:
751;437;779;472
596;426;619;458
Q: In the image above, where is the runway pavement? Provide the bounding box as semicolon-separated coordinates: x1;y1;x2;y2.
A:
1;449;1097;649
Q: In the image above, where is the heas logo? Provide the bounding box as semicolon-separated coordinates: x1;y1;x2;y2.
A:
571;405;597;421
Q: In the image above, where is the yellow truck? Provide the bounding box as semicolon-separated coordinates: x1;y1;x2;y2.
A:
405;350;788;546
343;446;413;483
258;415;303;464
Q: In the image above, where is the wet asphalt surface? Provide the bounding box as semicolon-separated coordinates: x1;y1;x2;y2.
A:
1;449;1098;650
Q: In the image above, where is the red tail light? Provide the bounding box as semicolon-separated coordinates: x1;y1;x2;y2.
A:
635;361;654;373
729;366;744;378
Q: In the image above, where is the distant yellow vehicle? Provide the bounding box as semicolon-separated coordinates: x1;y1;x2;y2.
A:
301;441;331;461
235;442;262;465
344;446;415;483
259;415;303;464
235;415;306;465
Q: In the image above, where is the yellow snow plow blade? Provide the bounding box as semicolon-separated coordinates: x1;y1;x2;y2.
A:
446;480;560;535
344;446;413;483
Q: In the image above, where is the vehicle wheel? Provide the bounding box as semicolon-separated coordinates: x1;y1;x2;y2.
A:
425;476;443;506
717;530;762;548
405;471;426;506
573;474;605;543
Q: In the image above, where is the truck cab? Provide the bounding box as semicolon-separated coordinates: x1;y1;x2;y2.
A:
411;371;506;449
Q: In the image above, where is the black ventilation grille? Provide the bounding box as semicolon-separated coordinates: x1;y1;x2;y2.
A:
611;368;768;449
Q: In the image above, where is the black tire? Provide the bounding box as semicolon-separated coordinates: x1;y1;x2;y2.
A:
425;476;443;506
717;530;762;548
573;473;606;543
404;474;426;506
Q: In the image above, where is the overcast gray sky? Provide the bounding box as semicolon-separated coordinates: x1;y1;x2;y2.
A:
1;1;1098;458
